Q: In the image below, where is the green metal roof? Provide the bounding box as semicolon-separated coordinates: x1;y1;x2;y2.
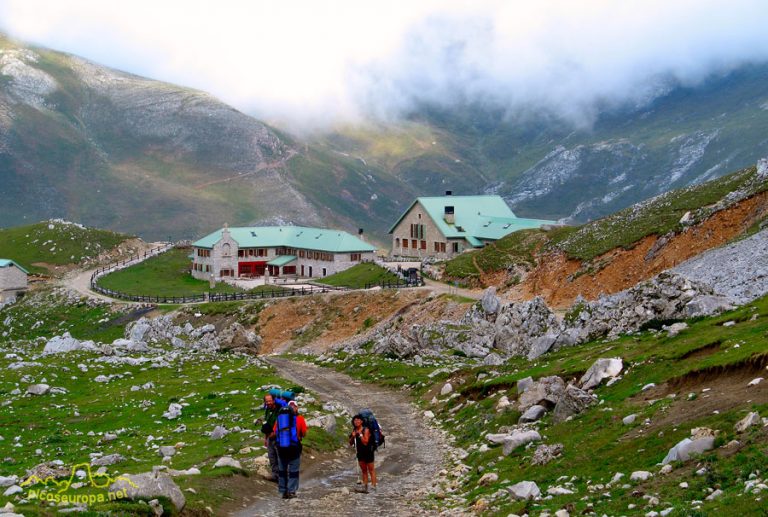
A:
267;255;297;266
0;259;29;274
388;195;556;247
193;226;376;253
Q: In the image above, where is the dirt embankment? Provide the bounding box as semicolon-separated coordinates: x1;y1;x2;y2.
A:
509;191;768;308
257;289;427;354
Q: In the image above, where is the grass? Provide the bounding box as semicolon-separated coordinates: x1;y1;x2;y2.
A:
96;248;242;297
444;229;548;281
549;166;768;261
307;293;768;516
0;293;349;516
316;263;400;289
0;221;129;275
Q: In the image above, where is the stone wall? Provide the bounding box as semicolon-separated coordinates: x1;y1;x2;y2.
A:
0;265;27;291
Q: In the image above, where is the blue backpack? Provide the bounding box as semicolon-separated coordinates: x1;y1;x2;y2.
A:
358;408;385;450
276;407;300;448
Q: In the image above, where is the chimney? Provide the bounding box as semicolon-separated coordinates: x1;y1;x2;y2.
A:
444;206;455;224
358;228;365;241
445;190;452;196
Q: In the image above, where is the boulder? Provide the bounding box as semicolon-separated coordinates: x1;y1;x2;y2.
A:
502;430;541;456
486;433;510;445
477;472;498;486
482;352;504;366
552;385;596;423
163;403;183;420
158;446;177;458
213;456;242;469
91;454;125;467
440;383;453;396
622;414;637;425
661;437;715;465
630;471;652;482
218;322;261;353
210;426;229;440
494;297;558;357
527;333;558;360
665;322;688;337
480;287;501;315
735;412;761;433
109;471;185;511
580;358;623;390
531;443;563;465
307;414;337;435
0;476;18;488
684;295;734;318
518;376;565;411
519;405;547;423
26;384;50;396
517;376;534;394
508;480;540;500
42;333;82;355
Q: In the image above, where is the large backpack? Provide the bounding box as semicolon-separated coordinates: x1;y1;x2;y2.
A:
276;406;300;448
358;408;385;451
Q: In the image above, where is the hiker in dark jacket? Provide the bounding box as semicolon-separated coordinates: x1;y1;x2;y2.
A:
349;415;377;493
273;400;307;499
261;394;280;482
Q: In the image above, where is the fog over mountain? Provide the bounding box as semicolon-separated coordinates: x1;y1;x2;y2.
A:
2;0;768;131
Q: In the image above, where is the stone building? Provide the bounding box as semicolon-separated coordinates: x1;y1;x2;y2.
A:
389;193;555;259
190;225;376;281
0;259;28;305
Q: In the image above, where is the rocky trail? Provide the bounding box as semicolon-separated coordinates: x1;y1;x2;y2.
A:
230;358;449;517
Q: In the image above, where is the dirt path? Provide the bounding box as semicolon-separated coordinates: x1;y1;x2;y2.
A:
60;267;133;304
421;278;483;300
231;358;448;517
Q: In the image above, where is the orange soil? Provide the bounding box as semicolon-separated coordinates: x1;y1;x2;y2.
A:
257;289;427;354
509;192;768;308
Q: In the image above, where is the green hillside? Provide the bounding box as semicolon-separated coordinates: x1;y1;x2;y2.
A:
0;220;129;274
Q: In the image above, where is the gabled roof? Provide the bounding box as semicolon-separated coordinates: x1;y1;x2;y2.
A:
389;195;555;246
192;226;376;253
0;259;29;274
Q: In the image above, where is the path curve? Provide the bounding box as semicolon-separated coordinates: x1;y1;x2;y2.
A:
232;358;448;517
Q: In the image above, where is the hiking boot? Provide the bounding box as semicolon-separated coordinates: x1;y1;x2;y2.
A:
281;493;289;499
354;485;369;494
285;492;297;499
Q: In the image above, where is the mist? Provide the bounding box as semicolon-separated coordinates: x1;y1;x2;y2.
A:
1;0;767;131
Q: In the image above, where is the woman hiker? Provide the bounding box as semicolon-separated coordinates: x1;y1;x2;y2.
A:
349;414;377;493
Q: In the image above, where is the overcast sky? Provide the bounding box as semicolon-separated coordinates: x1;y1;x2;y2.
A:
1;0;768;130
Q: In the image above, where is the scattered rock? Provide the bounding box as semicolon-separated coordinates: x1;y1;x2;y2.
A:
552;384;597;423
440;383;453;396
508;480;540;500
26;384;50;396
519;404;547;423
580;358;623;390
735;412;761;433
210;426;229;440
477;472;498;486
664;322;688;337
531;443;564;465
91;454;125;467
630;471;652;482
518;376;565;411
481;287;501;315
213;457;242;469
163;403;183;420
623;414;637;425
109;471;185;511
662;437;715;465
748;377;764;387
502;430;542;456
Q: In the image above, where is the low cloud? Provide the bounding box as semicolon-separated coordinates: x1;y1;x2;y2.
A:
1;0;767;131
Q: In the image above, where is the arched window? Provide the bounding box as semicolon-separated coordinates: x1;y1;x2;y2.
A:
222;243;231;256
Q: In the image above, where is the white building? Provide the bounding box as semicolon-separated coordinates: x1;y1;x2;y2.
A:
190;225;376;280
0;259;29;305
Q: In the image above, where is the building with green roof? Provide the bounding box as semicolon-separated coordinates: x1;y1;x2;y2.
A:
0;258;29;305
190;225;376;280
389;193;555;259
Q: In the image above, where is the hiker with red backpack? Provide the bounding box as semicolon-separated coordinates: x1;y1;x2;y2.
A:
349;409;385;493
273;400;307;499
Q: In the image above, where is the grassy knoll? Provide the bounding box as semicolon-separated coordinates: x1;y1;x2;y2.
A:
444;229;548;282
0;221;129;275
96;248;240;297
317;262;400;289
307;294;768;516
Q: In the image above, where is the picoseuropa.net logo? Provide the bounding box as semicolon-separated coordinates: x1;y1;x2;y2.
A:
20;462;138;505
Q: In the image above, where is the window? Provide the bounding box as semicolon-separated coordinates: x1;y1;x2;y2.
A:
440;242;446;253
322;267;327;277
420;240;426;250
197;249;210;258
409;223;425;239
350;253;361;261
434;242;440;252
205;265;210;272
222;243;232;256
411;239;417;249
452;242;459;253
238;250;245;257
299;250;305;258
221;269;233;277
395;238;400;248
283;266;297;275
403;239;409;248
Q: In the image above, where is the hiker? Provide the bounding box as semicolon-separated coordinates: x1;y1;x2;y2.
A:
261;394;280;482
273;400;307;499
349;415;377;493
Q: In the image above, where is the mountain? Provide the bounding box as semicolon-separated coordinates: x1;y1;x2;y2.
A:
0;34;408;242
3;31;768;243
310;64;768;223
